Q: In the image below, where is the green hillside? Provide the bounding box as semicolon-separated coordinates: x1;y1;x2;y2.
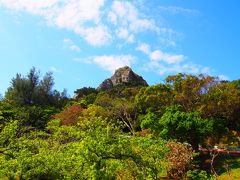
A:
0;67;240;179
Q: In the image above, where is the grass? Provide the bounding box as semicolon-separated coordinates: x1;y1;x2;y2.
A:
217;168;240;180
212;156;240;179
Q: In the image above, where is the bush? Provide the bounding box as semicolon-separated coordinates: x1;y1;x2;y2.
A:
166;141;194;179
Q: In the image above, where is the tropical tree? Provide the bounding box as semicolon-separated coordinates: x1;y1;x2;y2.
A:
74;87;98;100
112;98;139;135
159;105;215;151
5;67;68;107
165;73;216;111
201;81;240;130
135;84;173;114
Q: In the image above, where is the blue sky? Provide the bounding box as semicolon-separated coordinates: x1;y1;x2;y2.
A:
0;0;240;96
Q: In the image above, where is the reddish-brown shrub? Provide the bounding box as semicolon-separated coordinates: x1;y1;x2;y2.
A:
166;141;193;179
54;105;83;125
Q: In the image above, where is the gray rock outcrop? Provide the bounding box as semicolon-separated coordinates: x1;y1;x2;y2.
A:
98;66;148;90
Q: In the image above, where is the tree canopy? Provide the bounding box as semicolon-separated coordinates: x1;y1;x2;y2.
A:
5;67;68;107
1;69;240;179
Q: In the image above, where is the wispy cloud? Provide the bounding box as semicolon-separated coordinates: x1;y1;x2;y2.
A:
76;25;111;46
137;43;210;75
0;0;159;46
50;66;62;73
93;55;135;72
116;28;134;43
136;43;185;64
158;6;200;15
63;38;81;51
150;50;184;64
144;61;210;75
136;43;151;54
0;0;59;13
0;0;111;46
0;0;212;77
75;55;135;73
0;0;177;47
218;74;229;81
108;0;157;43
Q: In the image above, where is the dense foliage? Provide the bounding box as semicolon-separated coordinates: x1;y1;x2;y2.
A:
6;67;68;107
1;68;240;179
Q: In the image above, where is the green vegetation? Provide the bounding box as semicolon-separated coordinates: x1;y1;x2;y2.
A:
0;68;240;179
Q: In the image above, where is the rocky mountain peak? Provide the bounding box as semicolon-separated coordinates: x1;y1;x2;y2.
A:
98;66;148;90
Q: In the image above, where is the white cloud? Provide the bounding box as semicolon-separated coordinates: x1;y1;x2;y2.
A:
218;74;229;81
51;0;112;46
127;34;134;43
63;38;80;51
116;27;134;43
0;0;59;13
144;61;210;76
69;45;81;51
111;1;155;31
130;18;155;32
158;6;200;15
137;43;211;75
117;28;128;39
76;55;135;72
63;38;72;43
50;66;62;73
108;11;117;24
108;0;156;43
0;0;211;77
53;0;104;25
76;25;111;46
150;50;184;64
0;0;111;46
93;55;135;72
112;1;128;18
0;0;177;47
136;43;184;64
136;43;151;54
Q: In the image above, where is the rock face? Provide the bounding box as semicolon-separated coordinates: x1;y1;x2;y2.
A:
98;66;148;90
